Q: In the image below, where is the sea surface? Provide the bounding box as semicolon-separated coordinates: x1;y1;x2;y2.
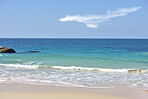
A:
0;38;148;90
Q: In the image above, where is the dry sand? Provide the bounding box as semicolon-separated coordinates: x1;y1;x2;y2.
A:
0;91;128;99
0;83;148;99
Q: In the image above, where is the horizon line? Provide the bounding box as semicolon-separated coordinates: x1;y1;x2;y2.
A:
0;37;148;39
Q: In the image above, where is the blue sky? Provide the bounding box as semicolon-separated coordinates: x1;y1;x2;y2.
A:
0;0;148;38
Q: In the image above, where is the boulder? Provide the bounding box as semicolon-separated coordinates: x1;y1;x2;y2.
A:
0;47;16;53
0;46;4;50
0;46;39;53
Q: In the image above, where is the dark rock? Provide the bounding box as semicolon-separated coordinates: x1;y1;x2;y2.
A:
0;46;5;50
28;51;40;53
0;47;16;53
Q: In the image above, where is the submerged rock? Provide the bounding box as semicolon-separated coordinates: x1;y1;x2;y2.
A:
128;69;142;73
16;51;40;53
27;51;40;53
0;47;16;53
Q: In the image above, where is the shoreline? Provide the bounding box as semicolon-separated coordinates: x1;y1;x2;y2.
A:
0;83;148;99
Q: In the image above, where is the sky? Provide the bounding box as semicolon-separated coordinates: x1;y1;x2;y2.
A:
0;0;148;38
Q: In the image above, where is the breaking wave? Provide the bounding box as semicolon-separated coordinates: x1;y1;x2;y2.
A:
0;64;39;69
52;66;147;73
0;63;148;73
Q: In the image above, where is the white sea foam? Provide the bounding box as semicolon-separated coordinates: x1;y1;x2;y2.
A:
52;66;143;73
0;54;2;56
0;64;148;90
0;79;7;82
0;63;146;73
0;64;39;69
16;60;23;62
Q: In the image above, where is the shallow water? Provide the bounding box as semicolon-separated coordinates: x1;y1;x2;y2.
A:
0;38;148;90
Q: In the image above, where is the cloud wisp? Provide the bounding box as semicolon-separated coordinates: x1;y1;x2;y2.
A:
59;7;141;28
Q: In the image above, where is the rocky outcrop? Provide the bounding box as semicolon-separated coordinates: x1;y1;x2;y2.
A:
0;47;16;53
0;46;39;53
0;46;4;50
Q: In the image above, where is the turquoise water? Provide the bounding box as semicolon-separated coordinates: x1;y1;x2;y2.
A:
0;38;148;89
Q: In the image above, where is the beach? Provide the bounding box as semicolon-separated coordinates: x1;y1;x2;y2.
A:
0;0;147;98
0;83;148;99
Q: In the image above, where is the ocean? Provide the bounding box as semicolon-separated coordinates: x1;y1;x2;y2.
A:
0;38;148;89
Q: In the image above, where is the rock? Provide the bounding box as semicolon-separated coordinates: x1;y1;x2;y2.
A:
0;46;39;53
0;46;5;50
28;51;40;53
0;47;16;53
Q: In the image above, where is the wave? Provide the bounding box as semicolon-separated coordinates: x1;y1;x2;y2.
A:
52;66;146;73
0;64;39;69
0;63;147;73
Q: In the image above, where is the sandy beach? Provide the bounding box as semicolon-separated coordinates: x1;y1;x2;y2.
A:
0;91;128;99
0;83;148;99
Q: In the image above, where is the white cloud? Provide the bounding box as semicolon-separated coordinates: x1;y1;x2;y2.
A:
59;7;141;28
